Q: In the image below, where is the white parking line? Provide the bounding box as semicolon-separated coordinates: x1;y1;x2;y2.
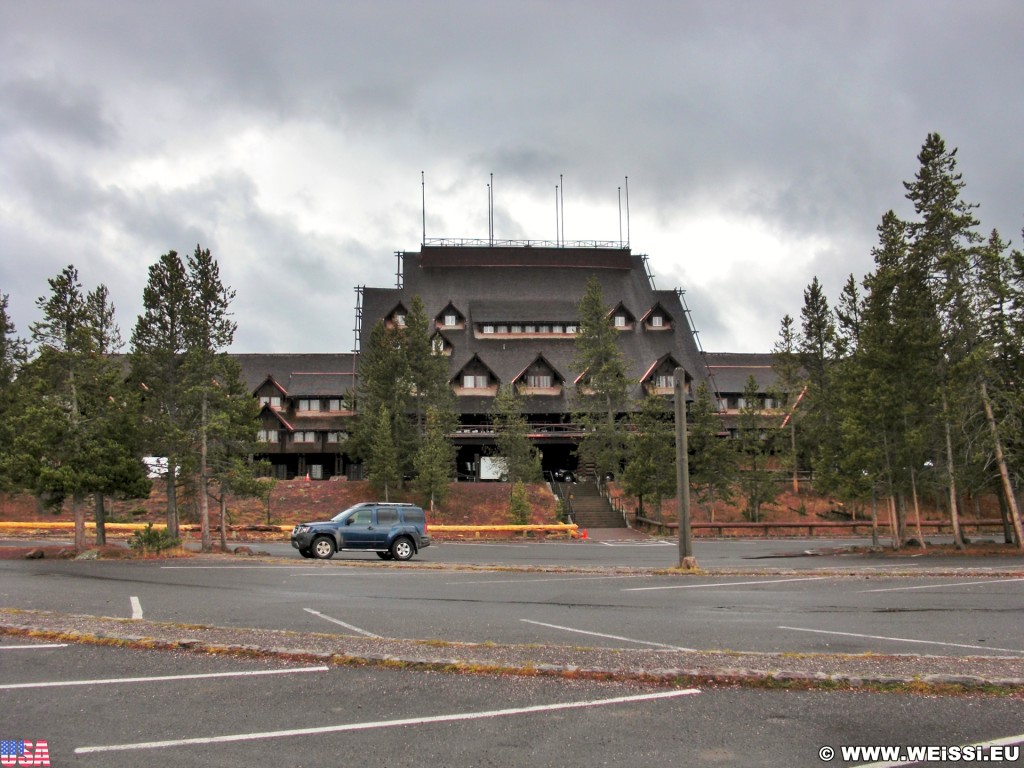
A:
130;595;143;620
624;576;829;592
0;665;329;691
522;619;696;651
448;574;641;585
854;732;1024;767
75;688;701;755
304;608;381;638
600;540;673;547
0;644;68;651
779;626;1024;655
860;577;1024;593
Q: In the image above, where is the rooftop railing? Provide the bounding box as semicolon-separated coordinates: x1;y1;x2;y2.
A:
423;238;628;249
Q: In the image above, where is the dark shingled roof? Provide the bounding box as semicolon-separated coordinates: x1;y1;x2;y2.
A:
705;352;780;394
361;245;711;414
233;353;357;395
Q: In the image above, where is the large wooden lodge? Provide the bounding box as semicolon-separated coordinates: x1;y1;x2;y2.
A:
239;240;778;481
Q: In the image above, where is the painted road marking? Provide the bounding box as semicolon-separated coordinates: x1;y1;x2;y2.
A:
522;619;696;651
304;608;381;638
600;540;673;547
0;644;68;651
624;576;829;592
854;732;1024;767
130;595;143;619
779;626;1024;655
0;665;329;691
75;688;701;755
448;574;641;585
860;577;1024;593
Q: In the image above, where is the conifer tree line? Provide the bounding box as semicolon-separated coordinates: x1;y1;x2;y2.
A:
776;133;1024;549
0;246;262;552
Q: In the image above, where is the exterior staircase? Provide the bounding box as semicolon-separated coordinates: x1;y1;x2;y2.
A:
567;480;626;529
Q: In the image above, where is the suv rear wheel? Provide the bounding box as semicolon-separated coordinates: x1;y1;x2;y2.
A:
312;536;336;559
390;536;414;561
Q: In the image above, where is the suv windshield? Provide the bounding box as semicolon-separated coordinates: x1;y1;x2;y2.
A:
330;503;368;523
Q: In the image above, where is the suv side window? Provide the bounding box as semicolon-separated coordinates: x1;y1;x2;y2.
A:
348;509;372;526
402;508;425;525
376;507;398;526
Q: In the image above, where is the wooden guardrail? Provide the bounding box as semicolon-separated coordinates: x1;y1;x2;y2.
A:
0;521;580;538
634;517;1007;537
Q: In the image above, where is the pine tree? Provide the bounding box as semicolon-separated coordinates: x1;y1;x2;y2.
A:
183;245;238;552
620;393;675;520
687;382;736;521
367;405;400;501
414;406;455;513
0;292;28;493
130;251;192;538
734;375;778;522
573;276;632;480
15;266;148;549
491;384;542;486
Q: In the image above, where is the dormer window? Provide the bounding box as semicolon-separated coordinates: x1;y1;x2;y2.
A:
454;354;498;396
436;303;465;329
642;304;672;330
609;303;635;330
515;355;562;395
386;303;409;329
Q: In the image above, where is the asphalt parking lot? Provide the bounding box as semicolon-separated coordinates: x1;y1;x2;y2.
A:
4;638;1023;768
2;536;1023;766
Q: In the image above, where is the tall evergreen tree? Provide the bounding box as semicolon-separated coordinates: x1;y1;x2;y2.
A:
130;251;192;538
620;393;675;520
687;382;736;521
183;245;239;552
14;266;148;549
413;405;455;513
734;375;778;522
367;405;400;500
573;276;632;480
490;383;542;486
0;292;28;493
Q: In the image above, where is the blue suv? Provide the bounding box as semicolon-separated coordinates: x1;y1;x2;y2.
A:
290;502;431;561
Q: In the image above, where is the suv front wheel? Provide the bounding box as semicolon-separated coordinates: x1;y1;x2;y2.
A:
312;536;336;560
390;536;414;561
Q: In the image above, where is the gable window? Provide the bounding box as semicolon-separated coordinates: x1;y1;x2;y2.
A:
432;336;446;353
463;374;489;389
650;315;664;328
654;374;673;388
259;395;282;408
526;374;552;388
444;313;457;326
613;314;626;327
257;429;279;443
394;313;406;327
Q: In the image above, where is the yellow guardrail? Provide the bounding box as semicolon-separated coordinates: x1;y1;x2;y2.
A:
0;521;580;537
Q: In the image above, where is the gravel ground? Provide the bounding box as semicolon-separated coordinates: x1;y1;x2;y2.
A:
2;608;1022;696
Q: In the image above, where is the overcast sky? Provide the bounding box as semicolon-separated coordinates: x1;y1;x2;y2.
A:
2;1;1022;355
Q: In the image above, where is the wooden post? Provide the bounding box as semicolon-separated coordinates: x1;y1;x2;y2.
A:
674;367;697;570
